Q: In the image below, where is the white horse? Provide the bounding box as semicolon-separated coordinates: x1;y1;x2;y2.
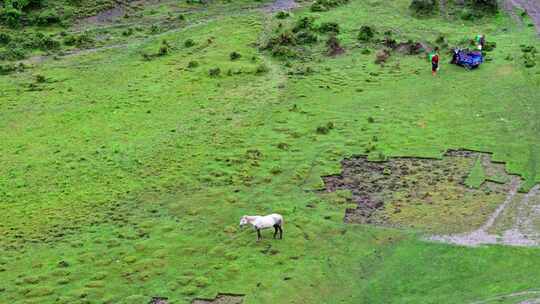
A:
239;214;283;241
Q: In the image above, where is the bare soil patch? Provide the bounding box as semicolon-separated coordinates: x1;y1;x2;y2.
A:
504;0;540;34
264;0;298;12
192;294;244;304
321;150;516;234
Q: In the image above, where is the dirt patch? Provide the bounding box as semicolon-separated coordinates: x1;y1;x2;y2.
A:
149;297;169;304
394;41;429;54
504;0;540;34
264;0;298;12
192;294;244;304
321;150;516;234
75;4;127;29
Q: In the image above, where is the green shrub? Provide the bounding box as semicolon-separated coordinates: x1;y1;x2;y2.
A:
409;0;438;16
0;8;23;28
34;9;60;25
310;0;349;12
293;17;316;33
295;31;318;44
0;43;26;60
158;45;168;56
35;74;46;83
460;8;475;20
229;51;241;60
187;60;199;68
521;45;537;53
184;39;195;48
316;125;330;134
255;63;269;74
150;24;160;34
310;1;328;11
271;45;298;58
276;11;290;19
468;0;497;13
358;25;375;42
122;28;134;36
0;63;20;75
0;32;11;44
319;22;340;34
208;67;221;77
483;41;496;52
63;32;94;48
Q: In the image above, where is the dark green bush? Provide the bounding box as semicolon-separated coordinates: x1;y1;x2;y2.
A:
255;63;269;74
122;28;134;36
521;45;537;53
184;39;195;48
0;8;23;27
35;74;46;83
63;32;94;48
468;0;497;13
187;60;199;68
409;0;438;16
275;11;290;19
310;0;349;12
295;31;318;44
293;17;316;33
460;8;475;20
316;125;330;134
229;51;241;60
319;22;340;34
0;43;26;60
0;63;19;75
271;45;298;58
0;32;11;44
483;41;496;52
358;25;375;42
34;9;60;25
208;67;221;77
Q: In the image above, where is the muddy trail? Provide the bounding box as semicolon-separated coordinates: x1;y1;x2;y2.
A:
192;294;244;304
430;183;540;247
469;290;540;304
264;0;298;12
504;0;540;34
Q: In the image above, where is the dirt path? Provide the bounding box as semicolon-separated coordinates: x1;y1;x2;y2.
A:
264;0;298;12
430;179;540;247
469;290;540;304
504;0;540;34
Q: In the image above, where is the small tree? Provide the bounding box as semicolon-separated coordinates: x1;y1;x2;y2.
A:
468;0;497;13
409;0;438;16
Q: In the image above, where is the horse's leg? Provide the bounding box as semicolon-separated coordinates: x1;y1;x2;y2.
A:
279;225;283;239
257;229;262;241
273;225;278;239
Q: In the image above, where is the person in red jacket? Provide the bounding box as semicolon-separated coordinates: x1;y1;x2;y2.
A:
431;47;440;76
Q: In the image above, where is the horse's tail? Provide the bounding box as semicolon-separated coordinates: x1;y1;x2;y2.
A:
279;215;284;228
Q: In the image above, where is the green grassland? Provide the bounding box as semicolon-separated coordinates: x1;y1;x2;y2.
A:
1;0;540;303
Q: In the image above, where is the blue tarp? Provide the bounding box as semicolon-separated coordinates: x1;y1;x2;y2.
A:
452;49;483;69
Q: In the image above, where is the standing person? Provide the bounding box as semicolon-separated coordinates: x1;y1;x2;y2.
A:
430;47;440;76
476;34;485;51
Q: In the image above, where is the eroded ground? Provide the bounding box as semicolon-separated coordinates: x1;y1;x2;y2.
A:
322;150;521;234
322;149;540;246
192;294;244;304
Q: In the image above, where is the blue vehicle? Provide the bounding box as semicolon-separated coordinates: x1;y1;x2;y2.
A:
451;48;483;69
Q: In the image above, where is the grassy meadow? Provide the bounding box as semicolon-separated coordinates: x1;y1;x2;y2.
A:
1;0;540;303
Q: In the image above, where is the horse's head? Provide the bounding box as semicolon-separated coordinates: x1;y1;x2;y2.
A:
239;215;249;227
